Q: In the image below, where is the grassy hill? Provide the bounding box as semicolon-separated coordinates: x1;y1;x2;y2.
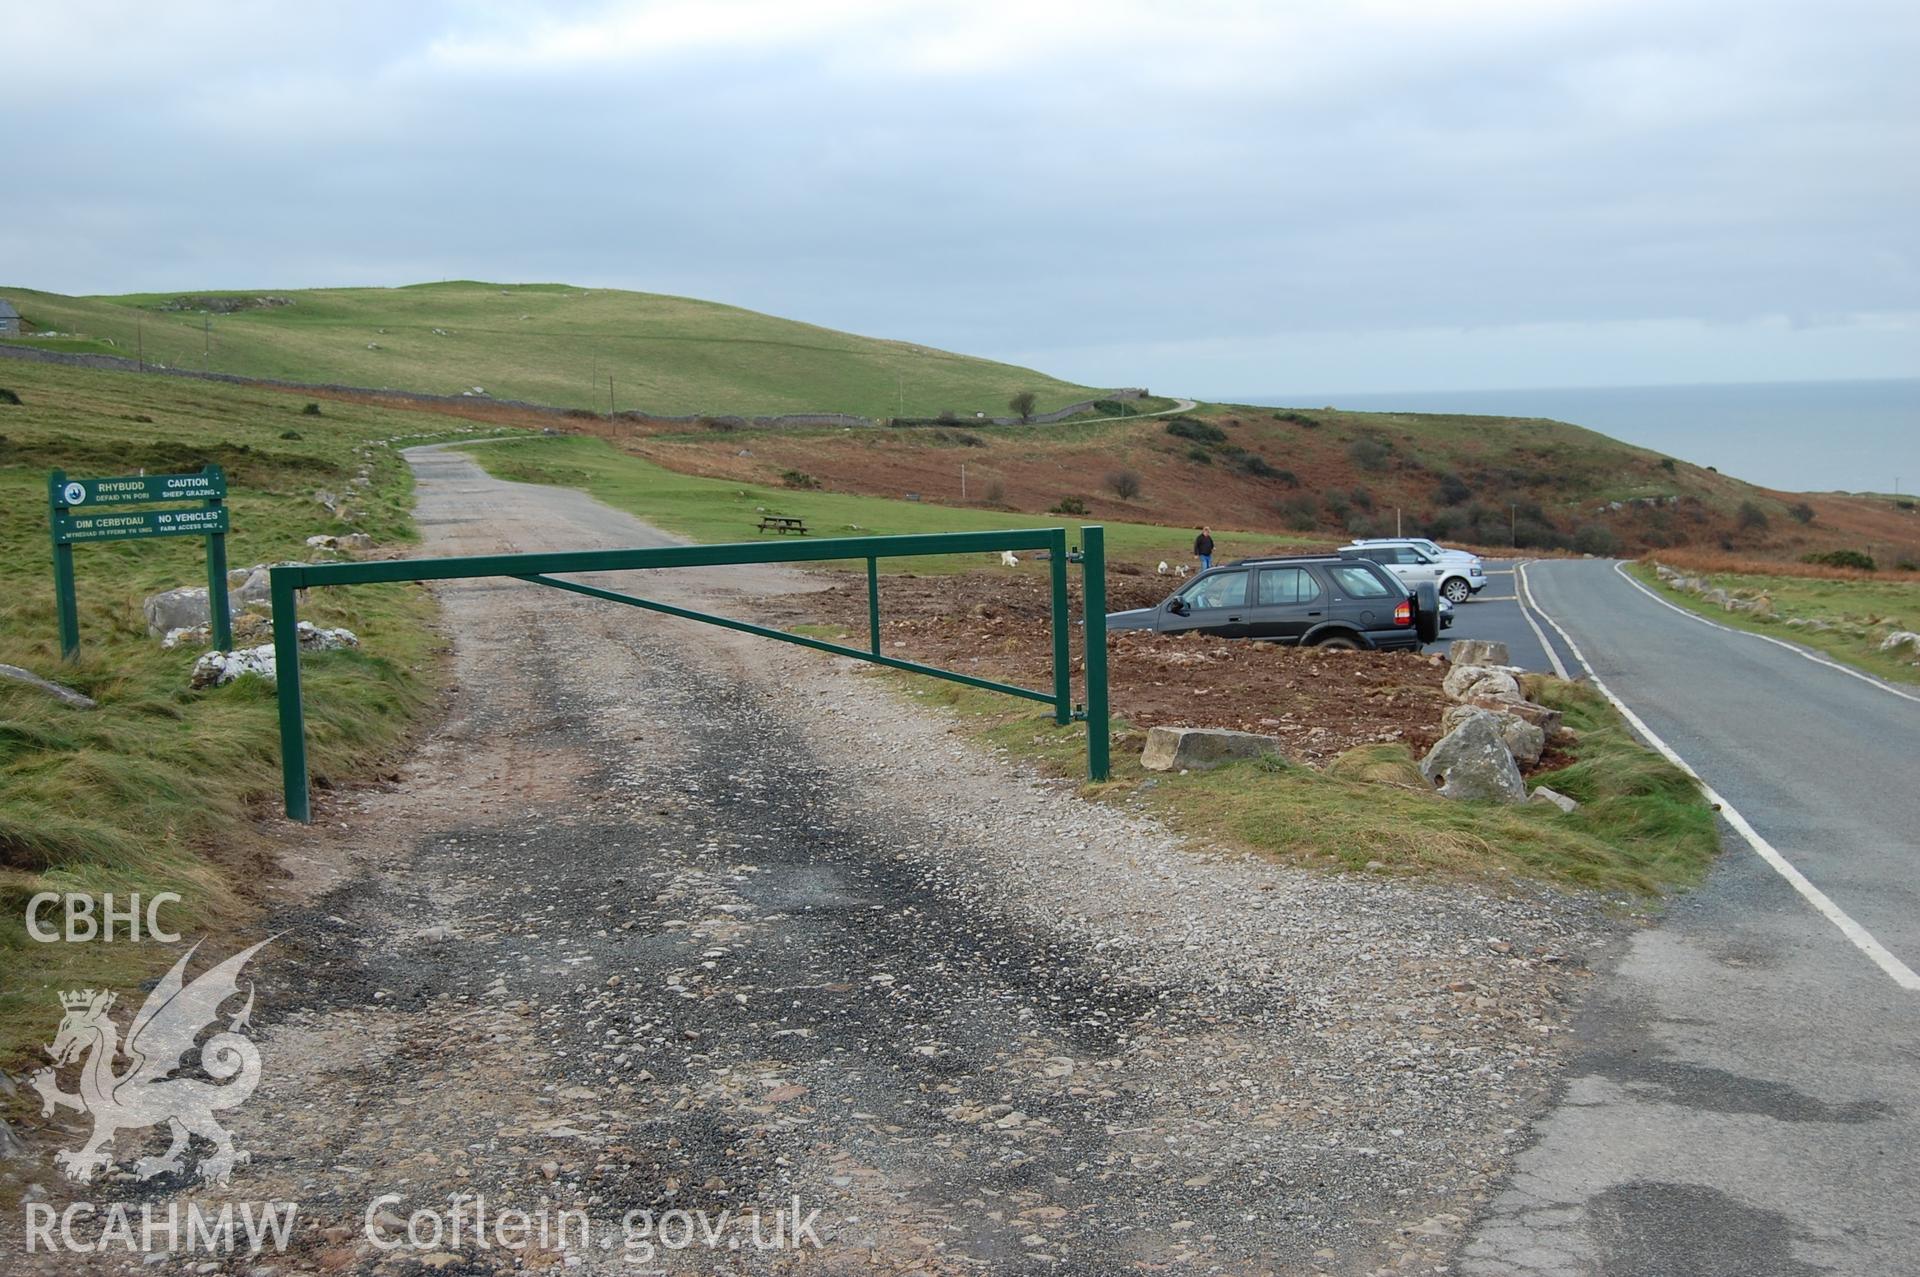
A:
0;281;1096;419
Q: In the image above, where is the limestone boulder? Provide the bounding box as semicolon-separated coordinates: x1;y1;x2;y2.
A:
1461;694;1562;735
1443;663;1523;703
187;623;358;689
1141;726;1287;772
1441;704;1546;767
1529;785;1581;814
1419;714;1526;803
1446;639;1510;667
143;585;217;636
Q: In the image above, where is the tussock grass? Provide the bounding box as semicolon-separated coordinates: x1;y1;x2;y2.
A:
907;675;1718;897
0;360;460;1065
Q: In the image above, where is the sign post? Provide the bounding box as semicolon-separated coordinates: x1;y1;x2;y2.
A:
47;465;232;659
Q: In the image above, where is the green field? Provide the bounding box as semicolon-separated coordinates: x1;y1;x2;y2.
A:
0;281;1096;419
461;433;1317;571
1628;561;1920;685
0;360;472;1063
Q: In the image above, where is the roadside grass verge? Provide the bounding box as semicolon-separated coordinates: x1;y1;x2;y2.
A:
0;361;468;1066
1626;560;1920;686
898;673;1718;896
461;433;1308;573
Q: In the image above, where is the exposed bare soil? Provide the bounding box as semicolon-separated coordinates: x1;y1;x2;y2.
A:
759;569;1454;765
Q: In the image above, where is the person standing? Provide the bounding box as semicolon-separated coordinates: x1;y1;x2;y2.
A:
1193;526;1215;571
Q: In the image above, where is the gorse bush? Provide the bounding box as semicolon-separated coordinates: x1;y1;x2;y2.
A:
1049;495;1089;515
1573;523;1621;555
1801;549;1876;571
1347;437;1390;472
1165;417;1226;446
1277;493;1319;530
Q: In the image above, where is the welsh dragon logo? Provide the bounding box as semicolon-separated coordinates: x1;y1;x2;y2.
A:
30;940;271;1186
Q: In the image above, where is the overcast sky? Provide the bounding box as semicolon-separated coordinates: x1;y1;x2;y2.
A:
3;0;1916;398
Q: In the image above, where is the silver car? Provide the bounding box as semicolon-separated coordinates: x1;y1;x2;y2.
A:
1340;539;1487;604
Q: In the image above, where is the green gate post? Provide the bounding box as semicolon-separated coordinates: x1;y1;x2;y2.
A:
47;470;81;660
866;556;881;655
1048;528;1071;724
270;567;311;823
1081;524;1110;781
203;465;232;651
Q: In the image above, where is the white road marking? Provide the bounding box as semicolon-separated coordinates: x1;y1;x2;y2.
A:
1510;560;1570;679
1611;561;1920;706
1518;562;1920;991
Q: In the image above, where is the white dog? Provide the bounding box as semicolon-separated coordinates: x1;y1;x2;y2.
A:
999;551;1019;567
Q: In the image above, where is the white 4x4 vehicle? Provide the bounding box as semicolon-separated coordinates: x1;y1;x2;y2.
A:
1340;538;1487;604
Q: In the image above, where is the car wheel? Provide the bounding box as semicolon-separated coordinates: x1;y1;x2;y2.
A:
1312;634;1361;651
1414;583;1441;642
1442;576;1471;604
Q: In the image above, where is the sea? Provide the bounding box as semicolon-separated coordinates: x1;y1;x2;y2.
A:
1227;378;1920;495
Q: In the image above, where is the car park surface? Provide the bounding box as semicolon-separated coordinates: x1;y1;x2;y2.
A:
1421;558;1578;672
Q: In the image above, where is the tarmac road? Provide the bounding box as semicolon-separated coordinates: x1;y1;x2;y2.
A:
1461;557;1920;1277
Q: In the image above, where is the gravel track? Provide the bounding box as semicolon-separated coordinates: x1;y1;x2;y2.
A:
9;450;1623;1276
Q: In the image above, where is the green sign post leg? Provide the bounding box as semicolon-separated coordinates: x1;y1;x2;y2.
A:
1081;525;1110;781
204;466;232;650
47;470;81;660
270;568;311;823
52;543;80;661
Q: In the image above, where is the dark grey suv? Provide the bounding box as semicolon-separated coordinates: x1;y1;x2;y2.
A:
1105;554;1442;650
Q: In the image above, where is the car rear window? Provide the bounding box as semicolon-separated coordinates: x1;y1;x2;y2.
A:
1328;565;1397;598
1256;566;1321;606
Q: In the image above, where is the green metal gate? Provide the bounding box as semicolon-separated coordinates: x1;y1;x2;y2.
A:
271;526;1111;821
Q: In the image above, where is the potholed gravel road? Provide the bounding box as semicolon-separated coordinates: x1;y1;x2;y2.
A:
1461;558;1920;1277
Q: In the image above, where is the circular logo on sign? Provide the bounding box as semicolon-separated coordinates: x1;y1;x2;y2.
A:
62;482;86;505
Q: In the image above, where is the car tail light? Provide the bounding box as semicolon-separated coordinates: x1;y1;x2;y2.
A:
1393;598;1412;626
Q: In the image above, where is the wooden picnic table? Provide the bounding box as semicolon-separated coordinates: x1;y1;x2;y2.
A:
757;515;809;535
